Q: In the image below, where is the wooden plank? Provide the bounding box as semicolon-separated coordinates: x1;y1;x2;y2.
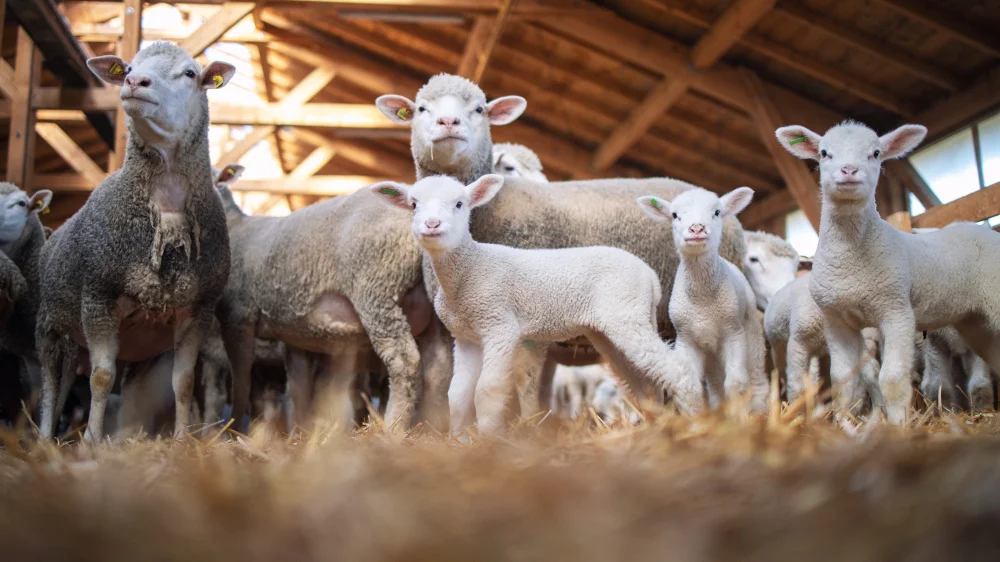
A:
6;28;39;188
251;194;286;215
230;175;381;196
287;145;337;180
34;173;95;191
292;127;412;178
592;76;690;171
776;5;962;93
886;211;912;232
6;0;114;146
886;160;939;208
278;67;336;108
739;190;797;229
215;126;276;166
456;17;492;80
0;60;17;100
740;68;821;230
250;44;286;173
31;87;121;111
71;22;269;43
209;103;403;128
912;182;1000;229
110;0;141;171
460;0;513;82
915;67;1000;143
871;0;1000;59
34;122;107;187
690;0;776;69
179;2;256;57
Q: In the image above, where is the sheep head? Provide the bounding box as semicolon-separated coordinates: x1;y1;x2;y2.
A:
638;187;754;258
0;183;51;245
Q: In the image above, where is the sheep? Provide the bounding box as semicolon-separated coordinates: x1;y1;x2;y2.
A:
212;165;437;432
742;230;799;311
371;174;703;435
776;121;1000;423
35;42;234;441
922;327;995;411
591;376;642;426
492;143;548;182
638;187;767;412
376;74;747;414
550;364;609;419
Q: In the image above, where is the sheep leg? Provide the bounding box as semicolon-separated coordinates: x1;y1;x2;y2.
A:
474;338;519;436
785;337;814;405
921;331;957;409
284;347;316;432
823;312;867;417
449;338;481;436
355;300;420;432
769;337;787;399
567;375;584;419
512;341;546;420
221;323;254;434
81;299;120;443
201;362;226;432
37;331;64;438
964;353;994;412
312;353;358;431
720;329;754;413
954;321;1000;392
876;311;916;425
170;314;206;438
537;356;558;415
416;317;453;431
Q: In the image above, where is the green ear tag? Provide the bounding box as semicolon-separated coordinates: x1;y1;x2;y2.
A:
789;136;807;145
110;63;124;76
379;187;400;197
650;197;661;210
397;107;411;120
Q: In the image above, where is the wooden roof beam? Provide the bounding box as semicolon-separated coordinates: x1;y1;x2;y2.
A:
180;2;256;57
455;0;513;82
34;122;107;187
776;5;962;93
871;0;1000;59
740;68;821;230
912;181;1000;229
215;126;276;167
35;172;383;196
690;0;776;70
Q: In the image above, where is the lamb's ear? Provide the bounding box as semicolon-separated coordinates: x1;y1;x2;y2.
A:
879;124;927;160
28;190;52;215
493;152;505;171
200;61;236;90
87;55;129;86
216;164;245;186
775;126;823;161
376;95;418;125
486;96;526;126
720;187;754;219
466;174;504;208
637;196;671;222
370;181;412;209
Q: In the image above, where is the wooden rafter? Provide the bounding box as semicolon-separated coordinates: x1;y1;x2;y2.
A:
885;160;940;209
180;2;256;57
251;194;286;215
288;144;338;180
215;126;276;167
690;0;776;70
292;127;412;179
71;22;269;44
34;123;106;187
915;67;1000;142
871;0;1000;59
912;182;1000;229
6;27;40;188
210;103;397;128
278;67;337;108
455;0;513;82
231;175;380;196
740;68;821;231
110;0;141;171
249;44;286;173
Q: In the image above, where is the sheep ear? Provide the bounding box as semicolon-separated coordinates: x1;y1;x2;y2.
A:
216;164;245;186
28;190;52;215
775;126;823;161
486;96;526;126
879;124;927;160
720;187;754;219
636;196;671;222
370;181;411;209
466;174;504;208
376;95;417;125
200;61;236;90
87;55;129;86
493;152;505;170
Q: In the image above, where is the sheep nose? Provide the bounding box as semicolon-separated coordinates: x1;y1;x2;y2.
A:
437;116;460;128
424;218;441;229
689;224;705;234
125;74;151;89
841;165;858;176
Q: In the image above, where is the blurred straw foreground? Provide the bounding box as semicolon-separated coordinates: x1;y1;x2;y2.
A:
3;402;1000;562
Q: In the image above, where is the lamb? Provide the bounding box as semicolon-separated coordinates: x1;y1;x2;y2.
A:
922;327;995;411
376;74;747;415
371;174;702;435
638;187;767;412
742;230;799;311
492;143;548;182
776;121;1000;423
550;364;611;419
35;42;233;441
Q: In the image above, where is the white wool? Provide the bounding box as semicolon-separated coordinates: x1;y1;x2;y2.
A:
372;174;703;435
743;230;799;311
493;143;548;183
922;327;995;411
776;120;1000;424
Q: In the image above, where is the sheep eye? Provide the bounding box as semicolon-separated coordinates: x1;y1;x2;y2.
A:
411;201;417;210
184;69;196;78
455;201;463;209
418;106;426;113
714;209;721;217
476;107;484;114
504;166;515;172
671;212;678;219
873;149;881;158
820;149;828;158
749;257;759;263
16;201;26;208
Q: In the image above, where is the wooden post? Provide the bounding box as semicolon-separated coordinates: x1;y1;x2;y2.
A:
6;28;40;188
109;0;142;172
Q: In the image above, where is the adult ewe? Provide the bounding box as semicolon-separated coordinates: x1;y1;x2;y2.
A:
776;121;1000;423
36;42;233;441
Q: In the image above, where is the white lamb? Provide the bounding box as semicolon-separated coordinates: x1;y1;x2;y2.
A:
776;121;1000;423
922;326;995;411
492;143;548;182
638;187;767;412
371;174;702;435
743;230;799;311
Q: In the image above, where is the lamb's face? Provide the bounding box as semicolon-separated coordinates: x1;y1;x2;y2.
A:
744;235;798;309
776;121;927;205
638;187;754;258
87;43;235;140
0;187;50;245
493;152;548;182
370;174;505;252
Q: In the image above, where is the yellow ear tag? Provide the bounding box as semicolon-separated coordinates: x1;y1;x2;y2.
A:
397;107;410;120
213;75;224;89
110;63;124;76
222;169;234;181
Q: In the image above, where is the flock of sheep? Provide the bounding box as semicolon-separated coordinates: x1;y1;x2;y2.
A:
0;41;998;442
